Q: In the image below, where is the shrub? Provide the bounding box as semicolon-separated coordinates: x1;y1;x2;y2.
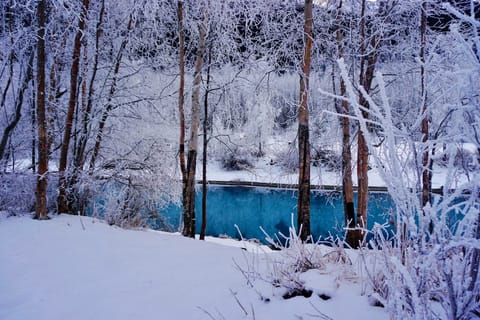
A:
312;147;342;172
275;143;298;173
432;145;479;172
220;148;253;171
0;172;57;215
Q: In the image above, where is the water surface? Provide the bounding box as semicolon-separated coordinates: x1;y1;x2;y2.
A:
159;186;395;242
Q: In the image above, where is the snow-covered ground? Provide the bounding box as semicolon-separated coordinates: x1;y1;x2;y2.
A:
205;157;458;189
0;214;388;320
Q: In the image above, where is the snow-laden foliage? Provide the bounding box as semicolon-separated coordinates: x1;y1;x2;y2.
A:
235;217;354;304
337;52;479;319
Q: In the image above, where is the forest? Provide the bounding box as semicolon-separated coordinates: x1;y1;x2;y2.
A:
0;0;479;319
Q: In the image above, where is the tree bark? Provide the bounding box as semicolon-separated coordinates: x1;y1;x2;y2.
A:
31;79;36;173
46;6;68;155
34;0;49;220
420;1;431;209
335;0;356;247
73;34;89;170
200;48;212;241
355;0;380;246
297;0;313;241
57;0;90;214
177;0;188;232
183;7;208;238
75;0;105;171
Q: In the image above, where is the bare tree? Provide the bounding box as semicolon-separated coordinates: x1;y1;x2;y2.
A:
354;0;384;246
0;52;34;162
334;0;356;247
177;0;187;231
183;4;209;238
0;2;35;164
74;0;106;172
297;0;313;241
88;12;134;172
57;0;90;214
200;47;212;241
34;0;49;220
420;1;432;212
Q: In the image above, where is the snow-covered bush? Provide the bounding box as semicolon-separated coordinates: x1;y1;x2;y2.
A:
83;135;180;229
220;148;254;171
275;143;299;173
89;173;178;230
0;173;57;215
0;173;36;215
311;147;342;172
432;144;479;173
236;218;353;301
336;59;480;319
362;191;480;319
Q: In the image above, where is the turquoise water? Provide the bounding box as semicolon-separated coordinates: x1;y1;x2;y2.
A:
158;186;395;242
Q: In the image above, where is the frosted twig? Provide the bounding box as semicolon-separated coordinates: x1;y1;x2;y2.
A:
78;211;86;231
197;306;226;320
229;288;248;316
307;302;334;320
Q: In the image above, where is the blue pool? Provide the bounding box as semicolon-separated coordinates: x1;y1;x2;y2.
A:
157;186;395;242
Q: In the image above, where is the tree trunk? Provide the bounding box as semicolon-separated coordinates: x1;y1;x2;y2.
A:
75;0;105;171
0;51;34;161
420;1;432;208
88;14;133;172
31;79;36;173
183;7;208;238
297;0;313;242
47;61;58;153
0;2;14;117
34;0;49;220
57;0;90;214
200;48;212;241
356;131;368;244
73;36;89;170
0;2;22;163
177;0;187;232
46;6;68;155
354;0;380;246
335;0;356;247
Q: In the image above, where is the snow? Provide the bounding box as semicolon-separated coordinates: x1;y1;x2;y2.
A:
0;214;388;320
204;157;457;189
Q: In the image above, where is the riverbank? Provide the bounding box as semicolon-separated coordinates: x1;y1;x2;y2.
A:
200;159;455;192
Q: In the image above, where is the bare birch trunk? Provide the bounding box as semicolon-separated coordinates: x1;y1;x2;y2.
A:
183;7;208;238
34;0;49;220
297;0;313;241
57;0;90;214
